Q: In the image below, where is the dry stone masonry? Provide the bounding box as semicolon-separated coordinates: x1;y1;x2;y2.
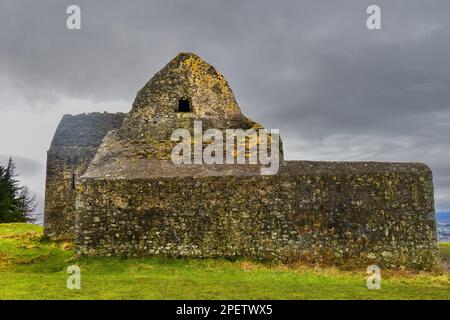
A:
44;112;125;239
44;53;441;270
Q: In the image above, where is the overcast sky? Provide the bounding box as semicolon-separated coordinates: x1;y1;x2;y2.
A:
1;0;449;218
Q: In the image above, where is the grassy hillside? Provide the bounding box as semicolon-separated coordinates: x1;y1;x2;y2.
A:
0;223;448;300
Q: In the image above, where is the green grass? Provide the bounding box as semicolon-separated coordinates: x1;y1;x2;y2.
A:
0;223;448;300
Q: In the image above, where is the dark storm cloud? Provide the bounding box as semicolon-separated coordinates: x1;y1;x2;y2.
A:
0;0;449;210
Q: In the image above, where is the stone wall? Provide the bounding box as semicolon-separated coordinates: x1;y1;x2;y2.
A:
75;161;440;270
44;112;125;239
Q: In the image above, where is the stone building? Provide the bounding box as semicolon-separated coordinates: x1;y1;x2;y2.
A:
44;52;440;270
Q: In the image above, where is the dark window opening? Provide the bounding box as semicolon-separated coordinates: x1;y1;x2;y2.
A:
71;174;76;190
178;99;191;112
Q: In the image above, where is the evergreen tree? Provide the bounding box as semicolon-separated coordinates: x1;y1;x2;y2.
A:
0;165;13;221
0;157;36;223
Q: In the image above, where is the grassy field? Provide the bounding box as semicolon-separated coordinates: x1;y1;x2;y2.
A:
0;223;448;300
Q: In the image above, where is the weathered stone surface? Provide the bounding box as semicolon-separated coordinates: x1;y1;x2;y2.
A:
85;52;282;178
44;52;441;270
44;112;125;239
75;161;439;270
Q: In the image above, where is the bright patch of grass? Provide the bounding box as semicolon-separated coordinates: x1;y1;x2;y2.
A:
440;243;450;259
0;223;449;300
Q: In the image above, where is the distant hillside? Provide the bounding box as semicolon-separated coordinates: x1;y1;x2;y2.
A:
437;212;450;242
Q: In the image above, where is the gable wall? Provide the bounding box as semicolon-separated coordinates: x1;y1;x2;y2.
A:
44;112;125;239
